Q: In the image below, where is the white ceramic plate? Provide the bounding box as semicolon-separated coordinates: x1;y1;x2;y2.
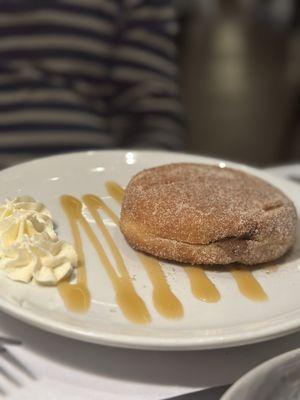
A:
221;348;300;400
0;150;300;350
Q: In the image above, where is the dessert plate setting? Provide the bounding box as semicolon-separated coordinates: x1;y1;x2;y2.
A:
0;150;300;351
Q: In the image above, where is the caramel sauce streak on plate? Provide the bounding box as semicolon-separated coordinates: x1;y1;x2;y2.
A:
106;181;124;204
185;266;220;303
231;268;268;302
106;181;183;319
82;194;151;324
96;196;119;226
59;196;91;313
138;253;183;319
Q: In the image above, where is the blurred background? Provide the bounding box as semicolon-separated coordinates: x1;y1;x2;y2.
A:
176;0;300;166
0;0;299;169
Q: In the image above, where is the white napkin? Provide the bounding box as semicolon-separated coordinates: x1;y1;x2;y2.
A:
1;165;300;399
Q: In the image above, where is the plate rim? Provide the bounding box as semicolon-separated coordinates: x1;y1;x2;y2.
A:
0;149;300;351
221;347;300;399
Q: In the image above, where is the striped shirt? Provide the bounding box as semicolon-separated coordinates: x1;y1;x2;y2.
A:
0;0;184;168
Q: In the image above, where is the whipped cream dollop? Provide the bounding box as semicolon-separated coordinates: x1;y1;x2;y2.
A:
0;196;77;285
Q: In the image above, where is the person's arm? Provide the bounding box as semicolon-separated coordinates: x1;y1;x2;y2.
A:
109;0;185;150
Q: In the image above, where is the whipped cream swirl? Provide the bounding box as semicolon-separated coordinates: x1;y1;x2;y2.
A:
0;196;77;285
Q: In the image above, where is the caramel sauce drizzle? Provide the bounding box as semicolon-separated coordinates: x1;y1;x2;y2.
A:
60;195;150;324
105;181;124;205
231;268;268;301
106;181;183;319
59;196;91;313
185;266;220;303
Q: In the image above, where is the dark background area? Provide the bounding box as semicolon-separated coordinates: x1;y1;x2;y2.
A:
177;0;300;166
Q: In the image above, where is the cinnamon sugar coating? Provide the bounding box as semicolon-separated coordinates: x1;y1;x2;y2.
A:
120;163;297;265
